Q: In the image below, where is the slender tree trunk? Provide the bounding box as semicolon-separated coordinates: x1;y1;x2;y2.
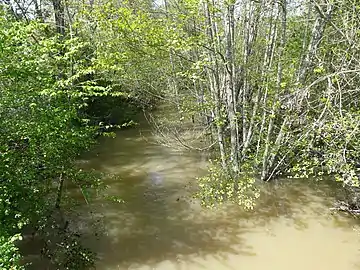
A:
240;1;263;159
296;1;334;105
255;3;278;160
53;0;65;36
55;172;64;209
225;1;239;173
261;0;287;181
164;0;181;115
34;0;44;22
204;0;227;169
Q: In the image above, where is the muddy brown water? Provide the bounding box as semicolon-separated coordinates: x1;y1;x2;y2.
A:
69;122;360;270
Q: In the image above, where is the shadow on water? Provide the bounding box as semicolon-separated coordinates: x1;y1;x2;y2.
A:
74;174;254;269
74;178;356;270
72;127;360;269
73;129;249;269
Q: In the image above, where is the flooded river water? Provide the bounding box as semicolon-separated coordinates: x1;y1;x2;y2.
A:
73;121;360;270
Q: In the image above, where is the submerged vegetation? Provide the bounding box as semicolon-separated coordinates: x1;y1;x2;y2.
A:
0;0;360;268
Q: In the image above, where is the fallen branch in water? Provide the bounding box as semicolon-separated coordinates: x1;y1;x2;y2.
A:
330;207;360;214
330;201;360;214
143;111;216;151
172;128;217;151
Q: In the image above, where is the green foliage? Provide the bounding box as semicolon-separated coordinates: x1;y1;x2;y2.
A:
46;237;96;270
196;160;260;209
289;112;360;187
75;1;172;102
0;12;100;268
0;235;23;270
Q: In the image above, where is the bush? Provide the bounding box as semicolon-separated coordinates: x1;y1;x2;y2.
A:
196;160;260;209
0;235;23;270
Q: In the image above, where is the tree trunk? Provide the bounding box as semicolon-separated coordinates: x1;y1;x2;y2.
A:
53;0;65;36
204;0;227;169
34;0;44;22
225;1;239;173
55;173;64;209
296;1;334;105
261;0;287;181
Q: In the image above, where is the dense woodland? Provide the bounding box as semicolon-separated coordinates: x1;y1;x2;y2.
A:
1;0;360;268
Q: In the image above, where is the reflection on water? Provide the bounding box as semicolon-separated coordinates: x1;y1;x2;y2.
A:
74;124;360;270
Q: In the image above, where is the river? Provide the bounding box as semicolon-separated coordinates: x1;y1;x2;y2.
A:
72;120;360;270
